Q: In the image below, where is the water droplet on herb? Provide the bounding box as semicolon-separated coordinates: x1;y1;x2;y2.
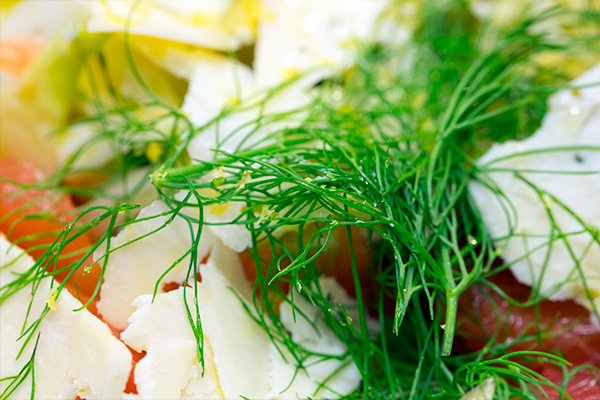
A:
296;281;303;292
541;193;552;206
346;316;353;324
468;235;478;246
569;104;581;115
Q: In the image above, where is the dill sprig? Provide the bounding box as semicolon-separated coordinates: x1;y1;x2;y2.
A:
1;1;600;399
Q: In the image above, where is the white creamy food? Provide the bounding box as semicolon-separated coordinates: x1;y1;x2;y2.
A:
470;63;600;321
0;235;132;399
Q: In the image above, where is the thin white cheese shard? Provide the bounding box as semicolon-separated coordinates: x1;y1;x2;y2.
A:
0;235;132;400
266;278;362;399
96;200;218;330
470;63;600;313
86;0;256;51
122;241;269;399
121;288;223;400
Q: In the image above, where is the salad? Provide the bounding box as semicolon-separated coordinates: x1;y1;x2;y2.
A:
0;0;599;399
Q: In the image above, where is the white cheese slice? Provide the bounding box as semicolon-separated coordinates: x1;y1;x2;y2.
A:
254;0;387;90
470;63;600;313
86;0;255;51
96;200;218;330
266;278;362;399
196;243;271;398
34;286;133;400
121;288;223;400
0;235;132;400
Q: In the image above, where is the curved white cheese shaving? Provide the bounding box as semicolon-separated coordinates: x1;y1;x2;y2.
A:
0;235;132;400
266;278;362;399
470;63;600;314
96;200;218;330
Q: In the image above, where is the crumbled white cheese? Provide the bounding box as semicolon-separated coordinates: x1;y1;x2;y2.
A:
122;241;269;399
0;235;132;399
470;63;600;313
266;278;362;399
96;200;218;330
121;288;223;399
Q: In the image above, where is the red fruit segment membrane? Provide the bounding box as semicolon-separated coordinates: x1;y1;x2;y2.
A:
456;269;600;399
0;158;100;304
